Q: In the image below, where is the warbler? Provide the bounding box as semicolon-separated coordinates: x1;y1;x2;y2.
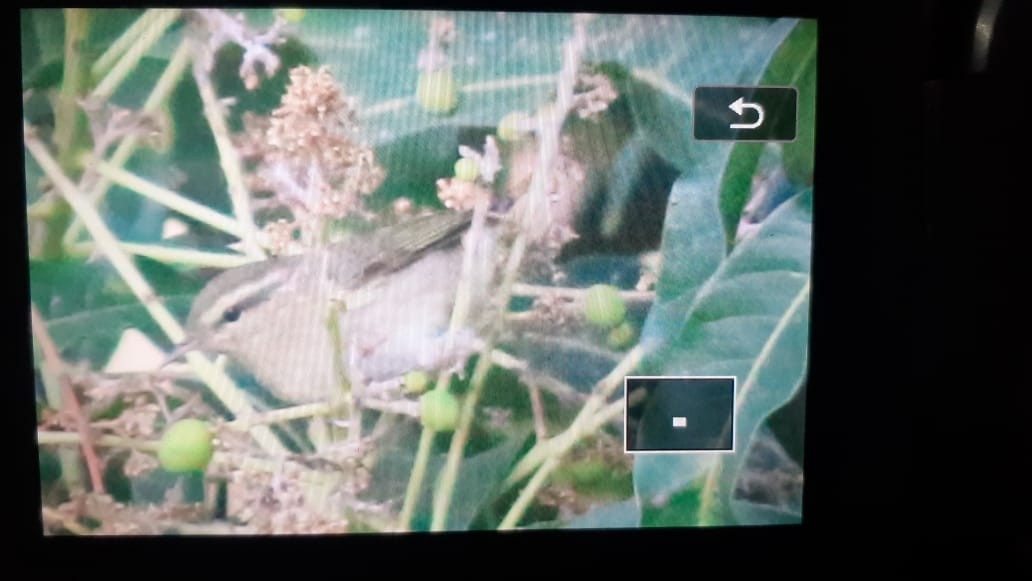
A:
167;211;497;404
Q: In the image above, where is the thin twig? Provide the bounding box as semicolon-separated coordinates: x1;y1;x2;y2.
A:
397;427;435;532
503;345;644;489
31;305;106;494
528;383;548;441
190;39;265;260
91;9;163;78
90;8;182;101
89;159;247;238
511;283;655;304
69;241;254;269
497;396;626;530
64;39;194;248
429;15;591;531
25;121;286;457
498;456;560;530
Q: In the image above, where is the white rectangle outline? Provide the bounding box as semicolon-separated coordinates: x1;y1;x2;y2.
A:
623;375;738;455
691;85;800;143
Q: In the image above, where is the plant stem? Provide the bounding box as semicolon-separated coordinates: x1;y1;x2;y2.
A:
54;9;89;163
64;39;193;249
90;8;182;101
190;40;265;260
503;345;643;490
25;123;285;457
38;430;161;452
32;306;108;495
429;235;526;531
224;401;348;432
498;456;560;530
403;191;491;529
398;426;435;531
69;241;254;269
428;16;590;531
511;283;655;304
90;9;164;78
36;9;91;260
90;159;247;238
497;396;627;530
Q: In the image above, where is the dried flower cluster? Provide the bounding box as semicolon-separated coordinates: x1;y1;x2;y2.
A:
435;136;501;210
191;9;287;90
224;465;351;534
52;493;209;535
236;66;386;250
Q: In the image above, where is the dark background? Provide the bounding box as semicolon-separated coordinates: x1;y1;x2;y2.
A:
6;0;1027;572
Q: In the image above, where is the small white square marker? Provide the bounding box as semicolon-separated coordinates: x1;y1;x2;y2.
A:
672;416;687;428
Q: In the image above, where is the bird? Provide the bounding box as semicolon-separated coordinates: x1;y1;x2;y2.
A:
166;210;498;404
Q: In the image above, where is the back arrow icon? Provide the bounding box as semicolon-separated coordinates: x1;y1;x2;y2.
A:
729;97;765;129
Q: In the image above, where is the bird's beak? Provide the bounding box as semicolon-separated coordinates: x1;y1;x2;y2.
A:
161;338;199;369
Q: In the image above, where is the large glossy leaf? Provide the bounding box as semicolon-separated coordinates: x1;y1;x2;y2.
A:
634;190;811;526
639;160;729;352
30;257;201;365
719;20;817;245
592;16;798;171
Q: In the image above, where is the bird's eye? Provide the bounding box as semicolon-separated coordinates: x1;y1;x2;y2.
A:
222;306;242;323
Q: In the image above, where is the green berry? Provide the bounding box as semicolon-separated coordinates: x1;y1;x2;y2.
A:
158;419;214;473
497;111;531;141
416;69;458;115
420;389;461;432
584;284;626;329
403;370;430;395
453;158;479;182
607;320;637;349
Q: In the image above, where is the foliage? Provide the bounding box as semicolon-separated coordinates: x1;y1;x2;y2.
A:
24;9;815;533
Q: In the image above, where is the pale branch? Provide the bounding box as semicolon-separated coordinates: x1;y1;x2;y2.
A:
25;123;285;457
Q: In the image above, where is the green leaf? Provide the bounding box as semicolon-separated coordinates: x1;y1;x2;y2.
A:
30;257;201;365
633;190;812;525
719;20;817;245
640;165;728;352
564;499;641;529
780;24;817;185
22;10;65;85
596;17;798;171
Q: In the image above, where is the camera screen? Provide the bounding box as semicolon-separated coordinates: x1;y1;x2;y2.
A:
24;8;814;534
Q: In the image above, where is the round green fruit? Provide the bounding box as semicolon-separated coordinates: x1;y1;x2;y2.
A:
584;284;626;329
416;69;459;115
607;320;637;349
420;389;461;432
453;158;479;182
497;111;531;141
158;419;214;473
403;370;431;394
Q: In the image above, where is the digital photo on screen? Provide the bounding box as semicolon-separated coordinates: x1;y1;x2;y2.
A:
22;7;815;534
